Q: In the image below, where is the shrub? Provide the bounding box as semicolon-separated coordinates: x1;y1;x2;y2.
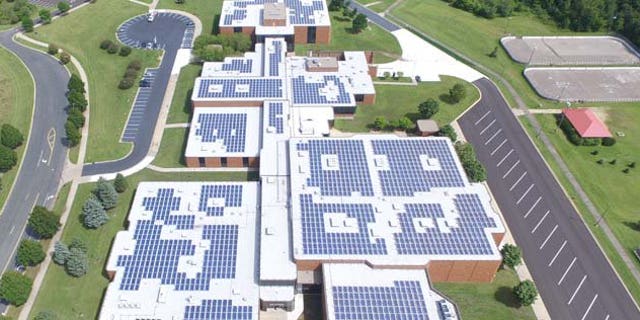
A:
629;162;636;168
69;238;88;254
418;98;439;119
64;120;81;147
1;124;24;149
351;13;368;33
601;137;616;146
500;244;522;269
52;241;70;265
82;197;108;229
114;173;128;193
27;206;60;239
127;60;142;71
597;159;604;165
68;90;88;112
513;280;538;306
59;52;71;65
623;168;630;174
396;117;413;130
57;1;70;14
47;43;58;55
21;16;33;33
455;142;486;182
448;83;467;103
118;77;135;90
0;145;18;172
0;272;32;306
67;108;85;128
119;46;132;57
99;39;113;50
16;239;45;267
107;43;119;54
65;248;88;277
33;311;57;320
582;138;601;146
67;74;85;94
438;124;458;142
123;68;138;79
39;9;52;24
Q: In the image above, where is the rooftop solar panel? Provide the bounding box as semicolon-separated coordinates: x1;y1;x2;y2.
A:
332;281;428;320
194;113;247;153
269;41;283;77
291;75;353;106
196;78;283;99
221;59;253;73
184;299;253;320
268;102;284;133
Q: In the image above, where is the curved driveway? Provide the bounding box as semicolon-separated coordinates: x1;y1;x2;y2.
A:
0;29;69;288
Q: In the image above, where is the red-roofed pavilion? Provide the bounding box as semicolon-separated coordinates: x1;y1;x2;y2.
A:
562;108;612;138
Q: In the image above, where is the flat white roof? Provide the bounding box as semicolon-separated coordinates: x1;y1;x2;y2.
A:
201;44;264;78
185;107;262;158
289;136;505;265
323;264;458;320
220;0;330;28
101;182;260;320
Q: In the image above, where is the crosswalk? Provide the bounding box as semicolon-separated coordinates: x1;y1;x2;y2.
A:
121;69;158;142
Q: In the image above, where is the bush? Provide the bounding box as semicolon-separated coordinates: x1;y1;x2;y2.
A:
99;39;113;50
67;74;85;94
455;142;487;182
448;83;467;103
1;124;25;149
351;13;368;33
0;272;32;306
95;177;118;210
82;197;108;229
119;46;132;57
500;244;522;269
123;68;138;79
65;247;88;277
52;241;70;265
33;311;57;320
438;124;458;142
0;145;18;172
107;43;119;54
57;1;70;14
513;280;538;306
602;137;616;146
27;206;60;239
396;117;413;130
68;90;88;112
47;43;58;55
64;120;81;147
127;60;142;71
59;52;71;65
16;239;45;267
21;16;33;33
114;173;128;193
418;98;439;119
39;9;52;24
67;108;85;128
118;77;135;90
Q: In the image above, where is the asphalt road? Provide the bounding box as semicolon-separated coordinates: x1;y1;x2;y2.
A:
459;78;640;320
0;29;69;308
349;1;400;32
81;13;191;176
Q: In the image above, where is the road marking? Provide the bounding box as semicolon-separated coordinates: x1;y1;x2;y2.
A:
497;149;514;167
532;210;550;234
548;240;567;266
47;127;56;165
524;197;542;218
9;226;15;235
484;128;502;145
605;314;610;320
502;160;520;179
516;183;534;204
491;139;507;156
510;172;527;191
558;257;577;285
568;275;587;305
479;119;496;135
540;225;558;249
581;294;598;320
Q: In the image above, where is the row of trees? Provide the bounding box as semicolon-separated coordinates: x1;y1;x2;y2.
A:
0;124;22;172
119;59;143;90
193;33;252;62
0;0;34;25
64;74;87;147
99;39;131;57
500;244;539;306
19;1;69;32
454;142;487;182
328;0;368;33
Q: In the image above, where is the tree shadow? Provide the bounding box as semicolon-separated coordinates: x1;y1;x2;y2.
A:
494;286;520;308
439;93;455;105
405;112;421;122
333;16;351;22
212;14;220;34
623;221;640;231
182;88;193;121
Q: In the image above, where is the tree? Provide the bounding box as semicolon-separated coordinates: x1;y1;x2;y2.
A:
16;239;45;267
113;173;128;193
52;241;70;265
47;43;58;55
65;247;88;277
27;206;60;239
64;120;81;147
513;280;538;306
99;39;113;50
127;60;142;71
455;142;487;182
418;98;439;119
107;43;119;54
21;16;33;33
119;46;132;57
373;117;387;131
67;108;85;128
95;178;118;210
82;197;109;229
448;83;467;103
500;244;522;269
118;77;135;90
67;90;87;112
57;1;70;15
396;117;413;130
33;311;57;320
0;145;18;173
1;124;24;149
0;271;32;306
351;13;368;33
59;52;70;65
67;74;85;94
438;124;458;142
328;0;345;11
69;238;88;254
601;137;616;146
39;9;52;24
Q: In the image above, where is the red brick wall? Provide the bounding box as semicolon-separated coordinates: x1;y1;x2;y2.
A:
316;26;331;44
185;157;199;168
428;259;501;283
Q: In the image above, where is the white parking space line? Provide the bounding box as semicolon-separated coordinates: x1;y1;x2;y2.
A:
548;240;567;266
490;139;507;155
502;160;520;179
479;119;496;135
532;210;550;234
510;171;527;191
497;149;514;167
558;257;577;285
581;294;598;320
539;225;558;249
516;183;534;204
568;275;587;305
524;197;542;218
474;110;491;125
605;314;610;320
484;128;502;145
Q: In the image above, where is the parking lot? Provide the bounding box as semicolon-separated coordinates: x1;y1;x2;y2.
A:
117;12;195;51
29;0;84;8
121;69;157;142
524;67;640;102
501;36;640;65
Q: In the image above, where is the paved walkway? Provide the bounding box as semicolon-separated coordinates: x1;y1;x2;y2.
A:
164;122;189;128
147;164;257;173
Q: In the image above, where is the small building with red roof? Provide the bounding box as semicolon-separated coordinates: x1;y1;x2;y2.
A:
562;108;612;138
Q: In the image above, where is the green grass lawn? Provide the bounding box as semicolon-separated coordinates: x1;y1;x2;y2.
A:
168;64;201;124
364;0;397;13
0;47;34;216
28;169;257;319
153;128;188;167
334;76;479;132
296;12;401;64
435;269;536;320
157;0;222;35
520;109;640;303
31;0;161;163
391;0;603;109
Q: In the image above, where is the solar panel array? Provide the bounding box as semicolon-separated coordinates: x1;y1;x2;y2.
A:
223;9;248;25
331;281;428;320
199;184;243;216
222;59;253;73
194;113;247;152
184;299;253;320
269;41;283;77
116;188;240;291
286;0;319;24
291;75;352;105
196;78;283;99
268;102;285;133
372;139;465;196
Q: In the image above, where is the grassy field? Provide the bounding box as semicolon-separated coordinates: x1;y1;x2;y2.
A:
153;128;188;167
31;0;161;163
435;269;536;320
365;0;398;13
521;109;640;303
28;169;257;319
157;0;222;34
296;12;401;64
168;64;201;124
334;76;479;132
0;47;34;216
391;0;602;109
